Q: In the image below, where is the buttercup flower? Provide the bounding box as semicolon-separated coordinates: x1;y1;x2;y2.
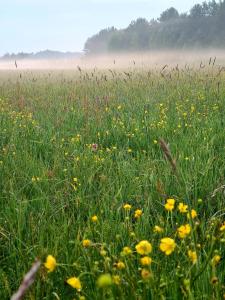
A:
136;240;152;255
123;204;132;210
177;224;191;239
116;261;126;270
220;222;225;232
188;250;197;264
91;215;98;222
187;209;197;219
121;246;132;256
44;255;57;272
211;255;221;266
134;209;143;219
113;275;121;285
178;203;188;213
67;277;82;291
160;238;176;255
82;239;92;247
140;256;152;266
165;198;175;211
154;225;164;233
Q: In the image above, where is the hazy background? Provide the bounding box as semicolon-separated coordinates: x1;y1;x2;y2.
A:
0;0;199;55
1;0;225;70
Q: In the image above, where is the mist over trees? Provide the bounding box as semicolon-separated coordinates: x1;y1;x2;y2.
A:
84;0;225;53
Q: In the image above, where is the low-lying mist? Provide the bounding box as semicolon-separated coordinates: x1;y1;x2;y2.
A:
0;49;225;70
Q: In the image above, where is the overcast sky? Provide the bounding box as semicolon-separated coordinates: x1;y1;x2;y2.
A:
0;0;201;55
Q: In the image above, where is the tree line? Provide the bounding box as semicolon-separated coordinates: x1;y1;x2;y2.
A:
84;1;225;53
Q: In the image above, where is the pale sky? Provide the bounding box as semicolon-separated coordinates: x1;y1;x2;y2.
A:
0;0;201;55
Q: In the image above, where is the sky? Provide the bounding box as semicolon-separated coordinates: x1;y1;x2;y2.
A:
0;0;201;55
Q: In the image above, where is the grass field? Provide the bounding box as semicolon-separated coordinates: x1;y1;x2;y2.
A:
0;64;225;299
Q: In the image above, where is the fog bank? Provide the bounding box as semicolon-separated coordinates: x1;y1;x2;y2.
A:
0;49;225;70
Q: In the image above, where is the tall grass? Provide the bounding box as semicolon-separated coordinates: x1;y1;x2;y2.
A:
0;65;225;299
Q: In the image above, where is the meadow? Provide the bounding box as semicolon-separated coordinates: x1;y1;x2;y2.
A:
0;62;225;299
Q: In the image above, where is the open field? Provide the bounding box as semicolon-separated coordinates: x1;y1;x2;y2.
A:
0;61;225;299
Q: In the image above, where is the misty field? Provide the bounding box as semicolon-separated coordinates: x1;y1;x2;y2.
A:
0;63;225;300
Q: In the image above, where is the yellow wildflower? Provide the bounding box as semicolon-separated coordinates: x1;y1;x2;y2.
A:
112;275;121;285
160;238;176;255
97;274;113;288
211;255;221;266
165;198;175;212
136;240;152;255
140;256;152;266
91;215;98;222
154;225;164;233
187;209;197;219
123;203;132;210
178;203;188;213
177;224;191;239
188;250;197;264
220;223;225;232
66;277;82;291
121;246;132;256
82;239;91;247
134;209;143;219
44;255;57;272
116;261;126;270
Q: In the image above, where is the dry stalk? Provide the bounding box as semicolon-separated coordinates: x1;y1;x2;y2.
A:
159;138;177;174
11;259;41;300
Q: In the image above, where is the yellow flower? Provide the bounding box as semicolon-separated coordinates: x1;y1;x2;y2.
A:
187;209;197;219
154;225;164;233
178;203;188;213
82;239;91;247
44;255;57;272
188;250;197;264
140;256;152;266
141;269;151;280
123;203;132;210
97;274;113;288
177;224;191;239
160;238;176;255
91;215;98;222
136;240;152;255
121;246;132;256
66;277;82;291
211;255;221;266
134;209;143;219
112;275;121;285
220;223;225;232
165;198;175;211
116;261;126;270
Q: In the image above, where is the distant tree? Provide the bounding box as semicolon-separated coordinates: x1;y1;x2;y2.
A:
190;4;205;18
159;7;179;22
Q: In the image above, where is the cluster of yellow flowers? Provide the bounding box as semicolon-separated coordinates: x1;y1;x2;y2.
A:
123;203;143;219
165;198;197;219
41;195;225;298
